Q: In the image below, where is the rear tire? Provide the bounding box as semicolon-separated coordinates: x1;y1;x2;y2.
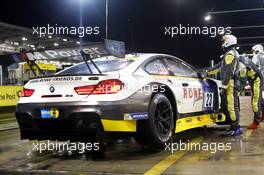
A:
135;93;174;148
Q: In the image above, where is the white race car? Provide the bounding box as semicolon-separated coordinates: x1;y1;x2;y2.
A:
16;53;225;148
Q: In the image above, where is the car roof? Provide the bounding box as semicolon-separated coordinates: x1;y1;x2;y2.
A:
56;53;197;75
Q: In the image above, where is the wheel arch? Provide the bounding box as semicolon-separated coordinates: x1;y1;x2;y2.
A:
150;83;178;121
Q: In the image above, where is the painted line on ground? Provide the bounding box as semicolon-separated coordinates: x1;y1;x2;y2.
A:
144;137;204;175
144;124;260;175
243;129;253;139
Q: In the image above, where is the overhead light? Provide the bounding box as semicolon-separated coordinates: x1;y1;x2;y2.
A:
30;44;35;48
33;48;36;50
204;14;212;21
76;41;80;44
22;37;28;41
63;38;68;42
54;43;59;46
10;42;14;44
42;46;45;49
14;42;19;45
48;36;53;39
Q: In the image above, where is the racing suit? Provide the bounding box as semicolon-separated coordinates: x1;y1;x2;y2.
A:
208;48;241;130
239;56;263;124
252;52;264;77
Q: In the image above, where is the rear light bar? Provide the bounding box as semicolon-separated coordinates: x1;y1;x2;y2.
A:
21;88;35;97
74;79;124;95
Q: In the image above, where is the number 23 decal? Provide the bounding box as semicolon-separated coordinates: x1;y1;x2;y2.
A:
204;92;214;108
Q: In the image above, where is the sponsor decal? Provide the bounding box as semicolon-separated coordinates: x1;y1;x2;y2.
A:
50;107;59;118
0;86;23;106
41;107;59;118
183;87;203;107
124;112;148;120
204;92;214;108
25;45;108;61
29;76;82;84
183;88;202;99
49;86;55;93
185;118;193;123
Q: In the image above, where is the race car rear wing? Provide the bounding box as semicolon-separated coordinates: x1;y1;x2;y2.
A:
4;40;126;76
19;51;45;76
79;40;126;74
20;39;124;62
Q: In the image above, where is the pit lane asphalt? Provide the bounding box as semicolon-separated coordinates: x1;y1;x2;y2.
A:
0;96;263;175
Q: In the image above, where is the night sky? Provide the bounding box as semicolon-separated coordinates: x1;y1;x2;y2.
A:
1;0;264;68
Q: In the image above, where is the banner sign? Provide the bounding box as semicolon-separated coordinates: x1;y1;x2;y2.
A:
25;43;108;61
0;86;23;106
7;40;126;65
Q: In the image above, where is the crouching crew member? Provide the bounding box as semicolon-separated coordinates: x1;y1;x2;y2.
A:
239;56;264;129
252;44;264;122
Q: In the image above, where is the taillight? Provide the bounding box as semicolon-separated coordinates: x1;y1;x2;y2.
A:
74;79;124;95
21;88;35;97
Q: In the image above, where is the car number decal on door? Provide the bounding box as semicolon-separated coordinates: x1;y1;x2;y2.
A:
204;92;214;108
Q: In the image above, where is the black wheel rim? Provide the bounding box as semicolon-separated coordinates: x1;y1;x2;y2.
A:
154;101;173;136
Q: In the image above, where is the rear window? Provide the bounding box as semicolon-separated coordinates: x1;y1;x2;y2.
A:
57;59;133;75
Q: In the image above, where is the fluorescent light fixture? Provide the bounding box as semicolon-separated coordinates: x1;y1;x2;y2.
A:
22;37;28;41
204;14;212;21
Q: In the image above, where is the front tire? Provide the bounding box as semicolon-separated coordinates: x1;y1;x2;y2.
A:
135;93;174;148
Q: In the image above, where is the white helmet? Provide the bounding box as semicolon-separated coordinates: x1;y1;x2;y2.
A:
252;44;264;54
222;34;237;49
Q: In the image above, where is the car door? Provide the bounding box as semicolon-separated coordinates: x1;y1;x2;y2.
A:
163;57;215;116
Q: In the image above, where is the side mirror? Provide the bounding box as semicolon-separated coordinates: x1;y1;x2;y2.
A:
199;71;208;79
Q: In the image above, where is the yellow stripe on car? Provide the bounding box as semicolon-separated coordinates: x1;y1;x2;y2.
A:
101;119;137;132
101;112;225;133
175;113;225;133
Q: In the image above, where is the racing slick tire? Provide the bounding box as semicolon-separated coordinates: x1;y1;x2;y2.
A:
135;93;174;148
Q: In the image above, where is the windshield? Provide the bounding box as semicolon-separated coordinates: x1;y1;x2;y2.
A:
57;59;133;75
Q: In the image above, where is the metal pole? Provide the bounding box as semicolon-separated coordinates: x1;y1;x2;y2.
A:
238;36;264;40
239;43;264;47
232;25;264;30
106;0;109;39
0;65;2;85
210;60;214;68
209;7;264;15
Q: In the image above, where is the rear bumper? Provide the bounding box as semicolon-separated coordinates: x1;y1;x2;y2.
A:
16;93;151;141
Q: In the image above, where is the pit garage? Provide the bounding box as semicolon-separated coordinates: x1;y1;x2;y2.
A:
0;1;264;175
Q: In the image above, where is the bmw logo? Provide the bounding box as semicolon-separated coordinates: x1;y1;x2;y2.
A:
49;86;55;93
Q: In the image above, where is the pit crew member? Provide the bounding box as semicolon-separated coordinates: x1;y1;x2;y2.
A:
208;34;242;136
